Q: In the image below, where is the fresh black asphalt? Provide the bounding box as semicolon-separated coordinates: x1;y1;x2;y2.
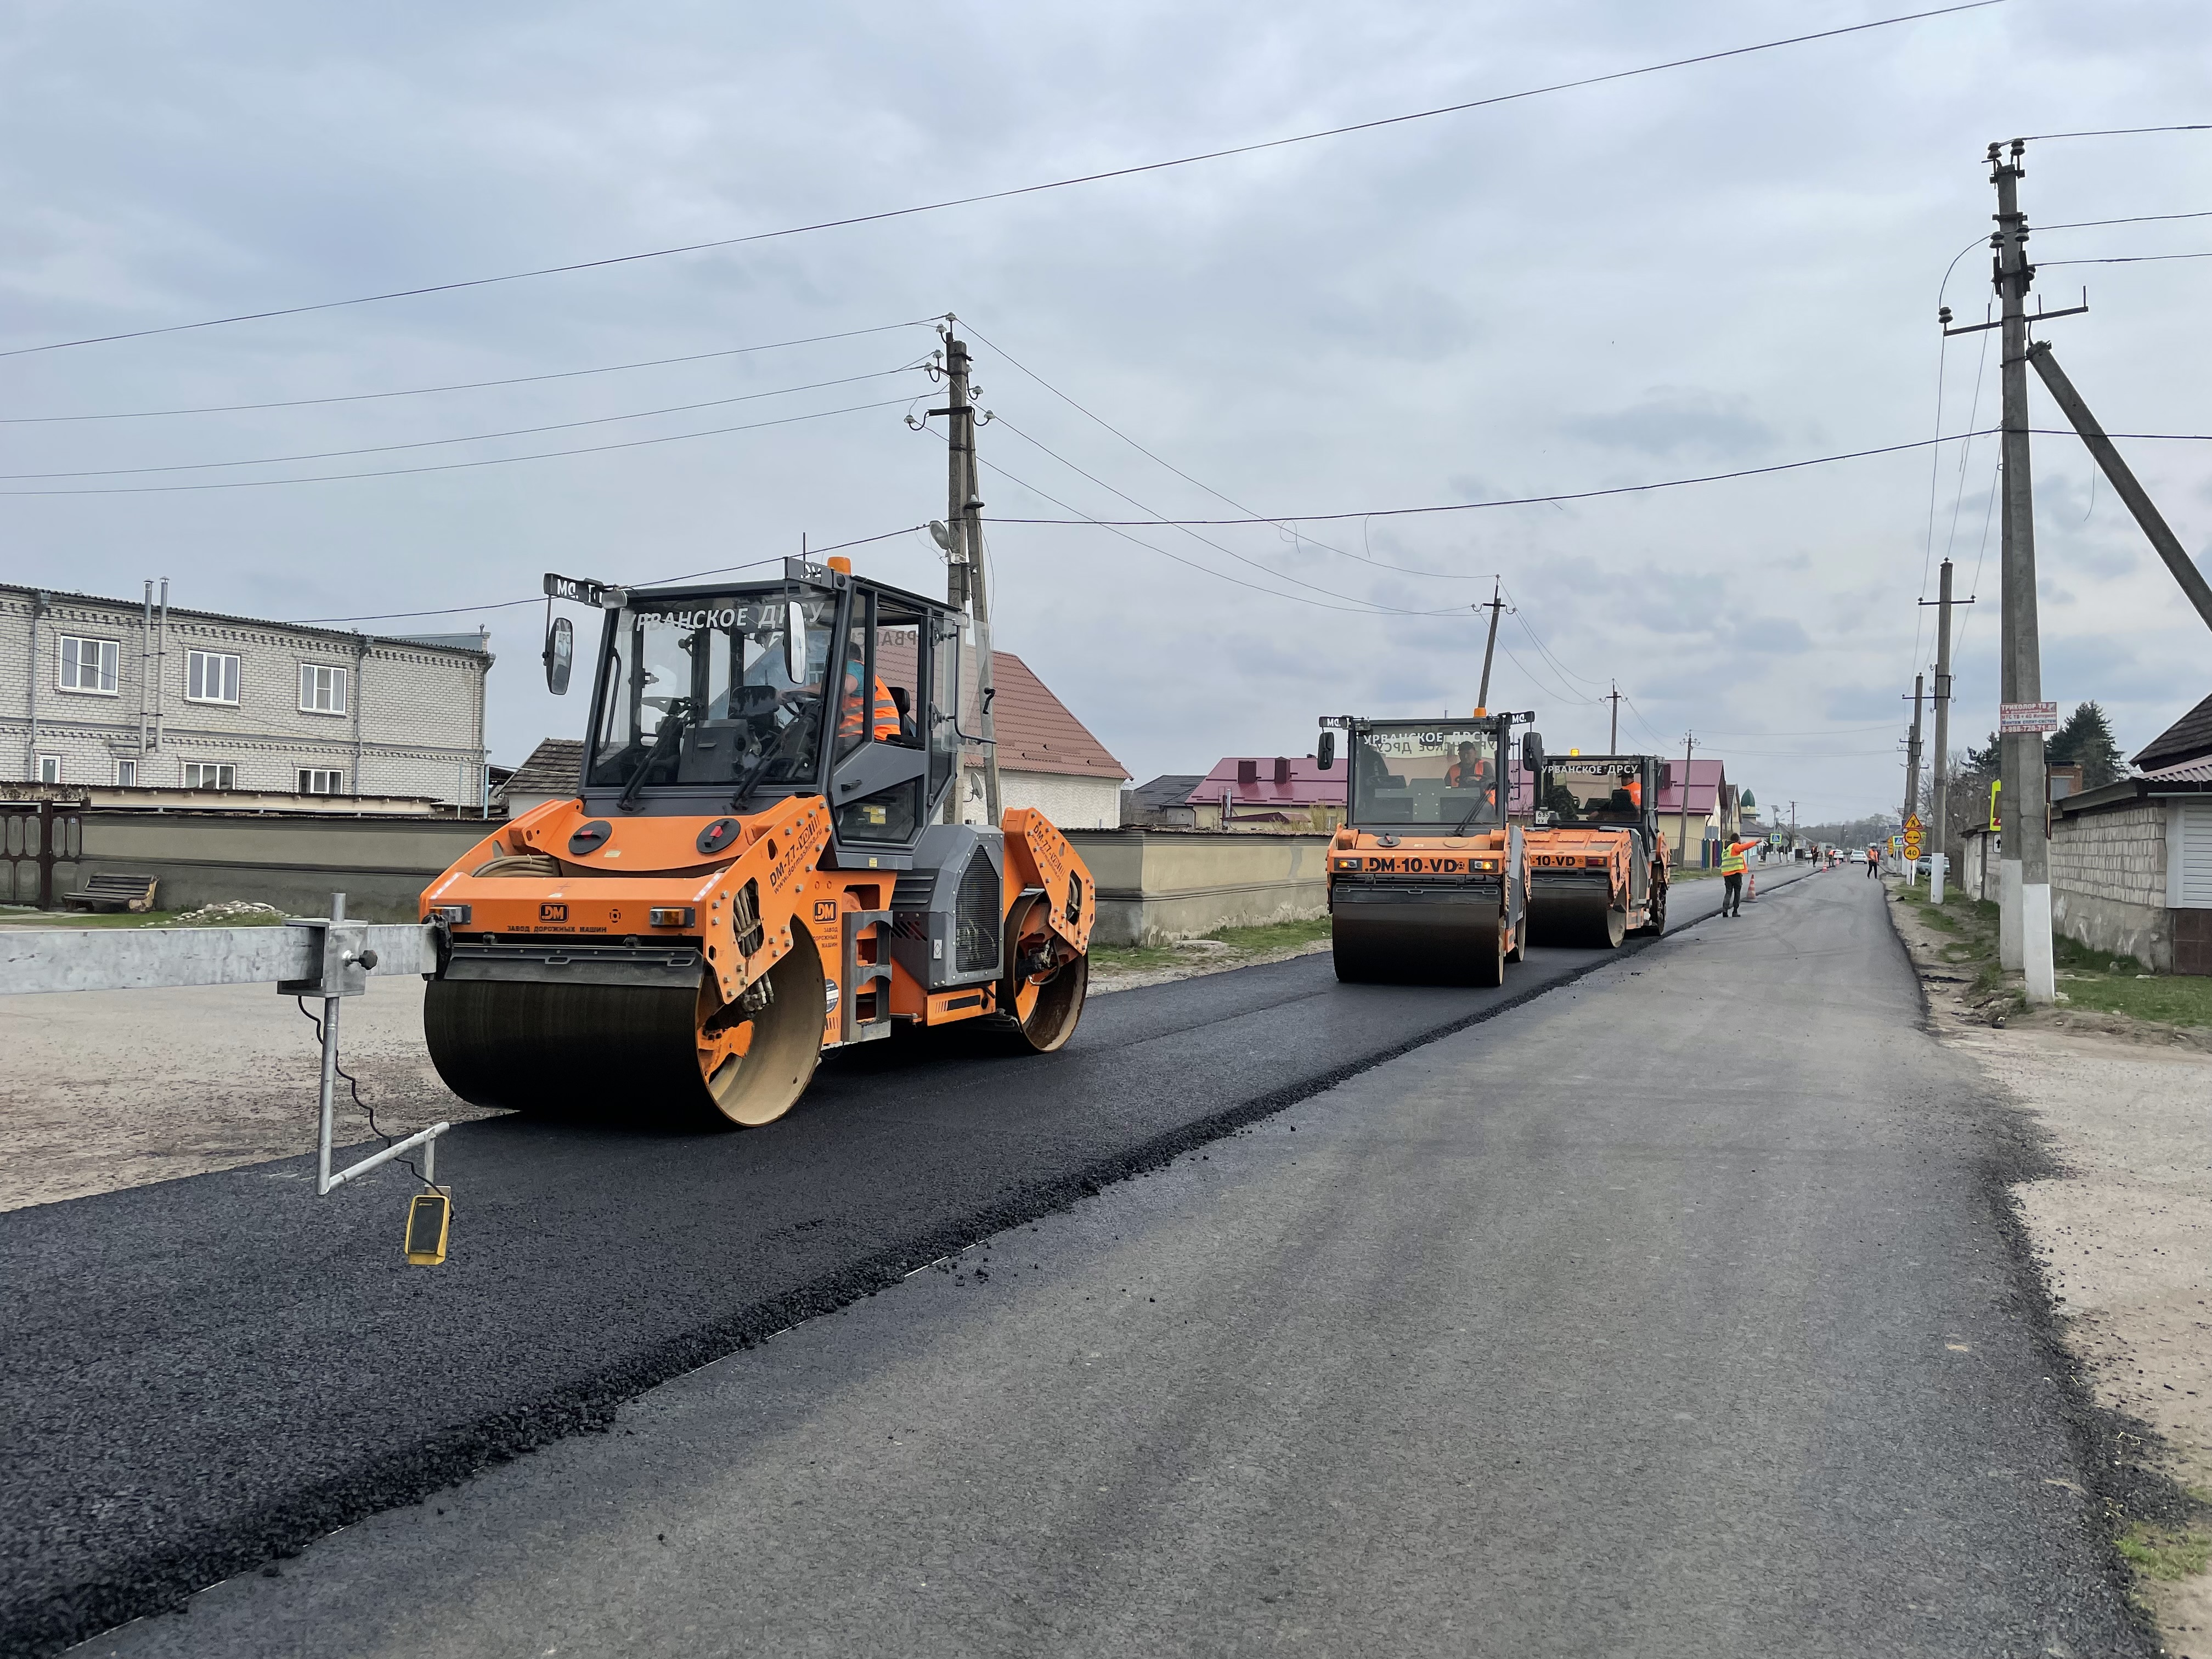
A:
1;867;1792;1657
66;866;2146;1657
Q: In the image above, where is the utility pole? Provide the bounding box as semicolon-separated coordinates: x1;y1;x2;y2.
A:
1788;800;1798;853
1607;682;1622;753
1903;673;1925;837
1675;732;1696;867
1990;139;2055;1003
1474;580;1505;713
1918;559;1971;904
939;323;1001;826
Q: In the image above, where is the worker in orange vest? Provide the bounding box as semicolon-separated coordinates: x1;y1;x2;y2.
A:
1719;836;1753;917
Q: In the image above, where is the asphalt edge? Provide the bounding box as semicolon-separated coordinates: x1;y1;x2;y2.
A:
20;881;1749;1658
1872;873;2187;1653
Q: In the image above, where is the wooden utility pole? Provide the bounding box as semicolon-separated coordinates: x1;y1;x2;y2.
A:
1474;581;1505;713
1990;139;2055;1003
1607;682;1622;753
939;325;1001;825
1676;733;1696;867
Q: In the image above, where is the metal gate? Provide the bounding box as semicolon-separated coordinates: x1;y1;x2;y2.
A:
1;799;84;910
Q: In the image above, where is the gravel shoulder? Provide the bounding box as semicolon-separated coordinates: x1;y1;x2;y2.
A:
0;978;489;1212
1887;883;2212;1649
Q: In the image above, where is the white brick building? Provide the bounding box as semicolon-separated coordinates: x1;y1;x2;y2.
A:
1;584;493;807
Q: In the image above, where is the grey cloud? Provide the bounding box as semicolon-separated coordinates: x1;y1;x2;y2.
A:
1562;389;1778;459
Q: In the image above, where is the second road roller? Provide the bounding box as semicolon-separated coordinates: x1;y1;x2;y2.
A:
1521;753;1672;949
1316;710;1539;985
417;556;1095;1128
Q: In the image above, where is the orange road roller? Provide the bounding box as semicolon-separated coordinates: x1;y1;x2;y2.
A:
1316;712;1534;986
419;558;1094;1128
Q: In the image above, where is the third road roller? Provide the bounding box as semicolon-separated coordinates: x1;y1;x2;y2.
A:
1317;710;1538;986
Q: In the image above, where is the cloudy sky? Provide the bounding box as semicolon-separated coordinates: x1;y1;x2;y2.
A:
4;0;2207;822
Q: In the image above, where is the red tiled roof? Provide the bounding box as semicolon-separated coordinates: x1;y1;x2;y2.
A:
875;640;1128;782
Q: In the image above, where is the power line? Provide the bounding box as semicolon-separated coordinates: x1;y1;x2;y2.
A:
986;413;1463;614
0;397;914;496
982;427;2212;532
0;364;924;481
988;432;1999;528
962;319;1480;580
2016;124;2212;142
289;527;927;624
978;453;1462;618
2040;208;2212;231
2040;251;2212;266
0;320;938;424
2;2;2005;360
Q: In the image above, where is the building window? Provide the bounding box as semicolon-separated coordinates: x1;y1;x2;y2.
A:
298;769;345;795
37;754;62;783
299;663;348;715
58;635;120;695
115;759;138;786
183;762;236;791
187;650;241;704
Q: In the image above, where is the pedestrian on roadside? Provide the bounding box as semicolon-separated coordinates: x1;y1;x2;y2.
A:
1866;842;1881;878
1719;836;1752;917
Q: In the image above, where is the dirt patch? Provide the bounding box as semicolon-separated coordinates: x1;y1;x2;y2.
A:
1887;883;2212;1649
1090;933;1331;995
0;978;492;1212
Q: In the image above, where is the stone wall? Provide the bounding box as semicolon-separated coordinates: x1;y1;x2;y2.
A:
2050;802;2171;970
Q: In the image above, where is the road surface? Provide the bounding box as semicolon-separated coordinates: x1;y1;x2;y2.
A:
17;864;2145;1655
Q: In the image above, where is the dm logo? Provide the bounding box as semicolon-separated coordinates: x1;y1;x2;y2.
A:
540;904;568;922
812;900;839;923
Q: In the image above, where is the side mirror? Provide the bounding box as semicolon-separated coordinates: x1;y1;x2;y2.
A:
543;615;573;695
1317;731;1335;770
1521;731;1545;776
782;601;808;685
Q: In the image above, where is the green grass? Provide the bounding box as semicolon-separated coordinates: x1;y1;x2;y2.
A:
2115;1523;2211;1583
1892;882;2212;1030
1091;916;1330;975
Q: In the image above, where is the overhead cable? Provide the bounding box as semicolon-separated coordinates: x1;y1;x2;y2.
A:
289;528;926;624
987;413;1464;613
962;319;1480;580
3;1;2005;359
0;320;938;424
0;364;925;481
0;397;914;496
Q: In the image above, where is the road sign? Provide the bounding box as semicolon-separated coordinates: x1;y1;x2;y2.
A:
1903;829;1923;859
1904;813;1923;835
1999;701;2059;735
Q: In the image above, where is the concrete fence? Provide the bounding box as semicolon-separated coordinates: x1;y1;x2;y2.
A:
1064;830;1331;946
46;811;495;922
31;816;1333;940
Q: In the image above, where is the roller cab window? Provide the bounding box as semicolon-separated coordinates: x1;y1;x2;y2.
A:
587;589;837;795
1541;761;1644;825
829;592;934;845
1349;721;1503;830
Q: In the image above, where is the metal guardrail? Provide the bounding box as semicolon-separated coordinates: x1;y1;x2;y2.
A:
0;894;449;1204
0;918;435;994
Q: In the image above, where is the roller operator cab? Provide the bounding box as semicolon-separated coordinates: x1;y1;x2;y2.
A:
1316;713;1531;986
419;560;1095;1129
1520;754;1671;948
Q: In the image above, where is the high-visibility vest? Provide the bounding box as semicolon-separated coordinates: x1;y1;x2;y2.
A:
839;672;901;741
1720;841;1748;875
